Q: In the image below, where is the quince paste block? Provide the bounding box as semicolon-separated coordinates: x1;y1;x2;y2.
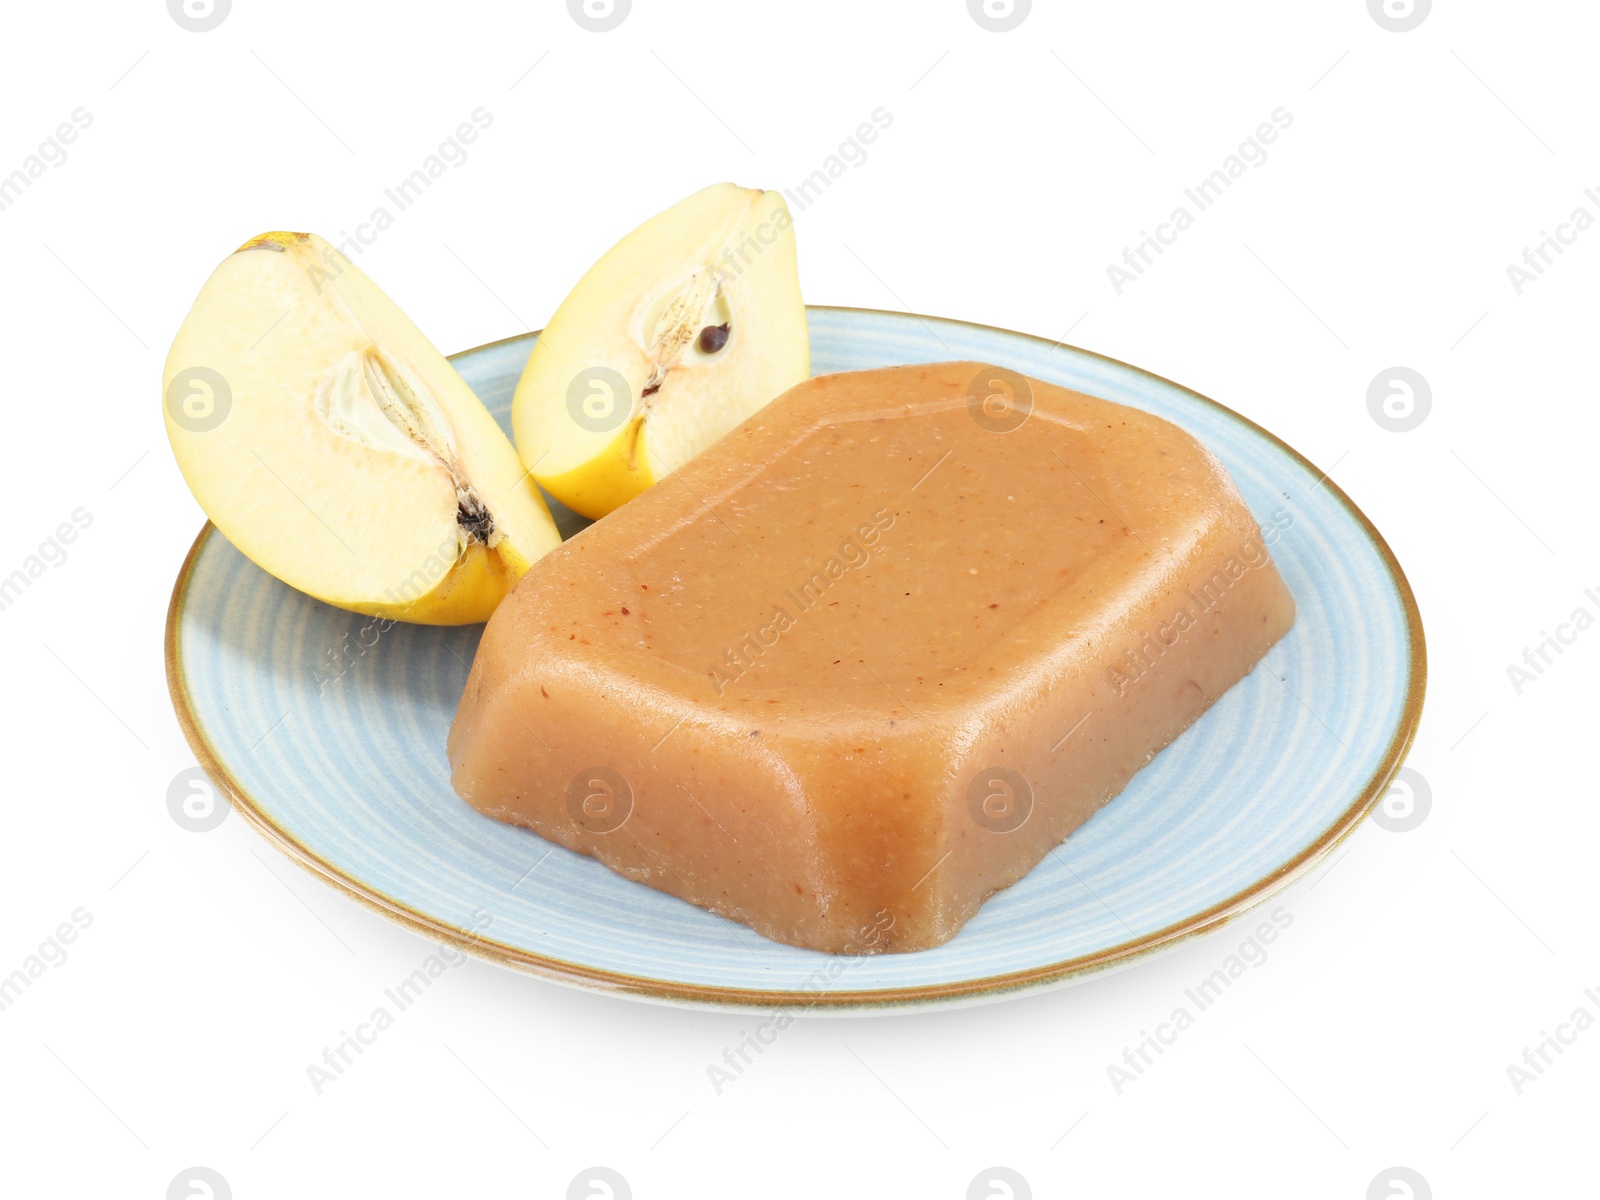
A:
447;362;1295;953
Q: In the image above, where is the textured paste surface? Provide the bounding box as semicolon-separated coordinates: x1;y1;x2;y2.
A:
448;362;1296;952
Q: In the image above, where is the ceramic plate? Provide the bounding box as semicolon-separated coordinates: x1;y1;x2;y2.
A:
165;307;1425;1011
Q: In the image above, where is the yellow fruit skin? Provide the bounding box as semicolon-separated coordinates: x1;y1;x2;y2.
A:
538;419;658;520
339;540;521;625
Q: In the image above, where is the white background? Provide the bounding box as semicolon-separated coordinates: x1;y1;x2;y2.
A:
1;1;1593;1196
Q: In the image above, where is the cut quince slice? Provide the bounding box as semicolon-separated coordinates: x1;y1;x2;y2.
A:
163;232;560;624
511;183;809;518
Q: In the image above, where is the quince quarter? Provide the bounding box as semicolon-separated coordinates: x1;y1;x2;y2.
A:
164;232;560;624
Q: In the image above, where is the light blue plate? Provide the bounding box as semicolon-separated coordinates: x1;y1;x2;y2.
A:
165;307;1425;1011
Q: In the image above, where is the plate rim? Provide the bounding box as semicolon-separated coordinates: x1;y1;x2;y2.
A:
163;304;1428;1011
